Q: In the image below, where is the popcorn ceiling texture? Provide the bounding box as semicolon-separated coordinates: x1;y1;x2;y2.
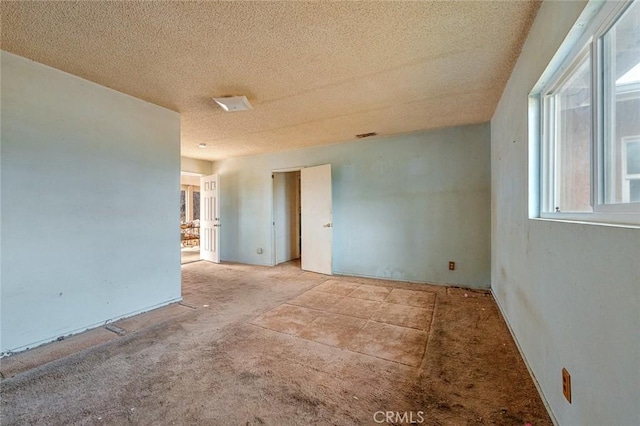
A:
1;1;540;161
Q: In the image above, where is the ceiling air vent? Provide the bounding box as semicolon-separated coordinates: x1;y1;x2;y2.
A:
213;95;253;112
356;132;377;139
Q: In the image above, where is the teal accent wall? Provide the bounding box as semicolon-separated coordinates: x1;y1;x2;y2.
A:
213;123;491;288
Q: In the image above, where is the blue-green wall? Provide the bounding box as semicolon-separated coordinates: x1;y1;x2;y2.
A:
491;1;640;424
1;52;181;354
213;123;490;288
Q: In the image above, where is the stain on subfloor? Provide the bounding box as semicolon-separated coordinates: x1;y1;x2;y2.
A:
251;281;436;367
0;261;552;425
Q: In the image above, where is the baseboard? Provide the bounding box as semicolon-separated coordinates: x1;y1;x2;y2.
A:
491;289;559;426
333;269;490;290
1;296;182;357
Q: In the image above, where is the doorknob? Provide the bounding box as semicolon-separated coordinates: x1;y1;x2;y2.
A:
323;223;332;228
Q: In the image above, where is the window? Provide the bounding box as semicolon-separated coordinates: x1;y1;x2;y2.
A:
192;190;200;221
534;0;640;225
602;3;640;207
623;138;640;202
180;190;186;223
543;48;592;213
181;185;200;223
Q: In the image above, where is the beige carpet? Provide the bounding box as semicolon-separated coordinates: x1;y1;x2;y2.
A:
1;261;552;425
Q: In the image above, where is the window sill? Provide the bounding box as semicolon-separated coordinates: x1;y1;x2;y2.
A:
533;214;640;229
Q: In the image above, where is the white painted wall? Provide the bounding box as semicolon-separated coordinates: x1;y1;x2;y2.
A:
181;174;201;187
181;157;213;175
0;52;182;354
213;124;491;288
491;2;640;425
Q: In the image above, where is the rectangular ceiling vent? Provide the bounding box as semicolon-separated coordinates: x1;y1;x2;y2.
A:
213;95;253;112
356;132;377;139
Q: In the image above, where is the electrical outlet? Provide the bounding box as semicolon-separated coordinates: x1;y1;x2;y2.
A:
448;261;455;271
562;368;572;403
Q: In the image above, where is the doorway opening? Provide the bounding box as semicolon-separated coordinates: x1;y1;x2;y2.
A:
272;164;333;275
272;170;301;266
181;172;202;264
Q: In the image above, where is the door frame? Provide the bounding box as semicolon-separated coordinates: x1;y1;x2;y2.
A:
271;164;333;274
271;167;303;267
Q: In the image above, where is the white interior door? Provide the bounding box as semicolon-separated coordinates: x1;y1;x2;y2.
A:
200;174;220;263
301;164;332;275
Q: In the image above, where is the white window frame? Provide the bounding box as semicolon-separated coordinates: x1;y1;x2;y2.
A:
622;136;640;203
540;45;592;215
531;0;640;226
181;184;200;223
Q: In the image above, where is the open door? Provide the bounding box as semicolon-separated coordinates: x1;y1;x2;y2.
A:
273;171;301;265
200;174;220;263
301;164;332;274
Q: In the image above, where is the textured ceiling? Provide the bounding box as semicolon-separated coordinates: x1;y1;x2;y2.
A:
1;1;540;161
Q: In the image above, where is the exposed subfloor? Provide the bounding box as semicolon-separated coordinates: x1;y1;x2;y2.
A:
0;261;552;425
